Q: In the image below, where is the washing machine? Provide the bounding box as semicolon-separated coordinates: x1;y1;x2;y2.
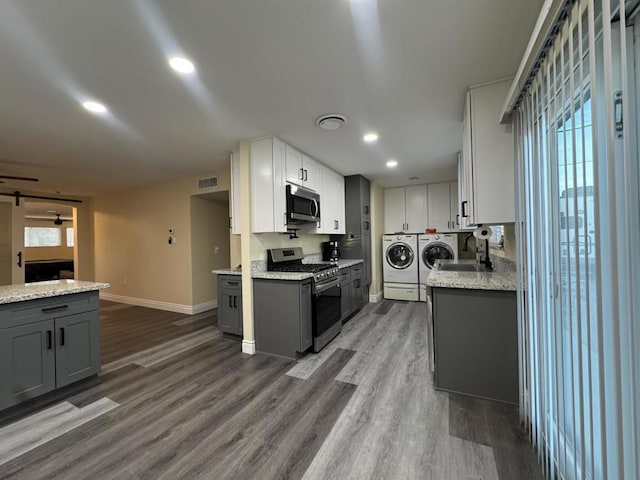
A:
418;233;458;301
383;234;419;301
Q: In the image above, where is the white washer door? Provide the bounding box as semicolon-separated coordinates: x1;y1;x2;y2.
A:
386;242;415;270
422;242;454;269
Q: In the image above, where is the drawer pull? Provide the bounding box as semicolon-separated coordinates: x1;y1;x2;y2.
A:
60;327;65;346
47;330;52;350
226;281;239;286
42;305;69;313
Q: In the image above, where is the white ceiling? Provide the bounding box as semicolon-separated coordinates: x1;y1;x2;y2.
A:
0;0;543;196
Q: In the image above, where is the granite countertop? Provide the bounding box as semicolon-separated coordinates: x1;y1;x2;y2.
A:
212;269;314;281
333;259;364;268
426;270;517;292
0;280;110;305
212;258;363;281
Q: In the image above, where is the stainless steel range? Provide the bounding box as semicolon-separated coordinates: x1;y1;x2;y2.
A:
267;247;342;352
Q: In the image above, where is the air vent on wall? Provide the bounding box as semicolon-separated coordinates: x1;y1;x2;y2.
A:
197;176;218;190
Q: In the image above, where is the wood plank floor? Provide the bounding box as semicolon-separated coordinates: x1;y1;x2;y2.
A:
0;299;543;479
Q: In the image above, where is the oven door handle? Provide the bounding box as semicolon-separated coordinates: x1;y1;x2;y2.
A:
314;277;340;294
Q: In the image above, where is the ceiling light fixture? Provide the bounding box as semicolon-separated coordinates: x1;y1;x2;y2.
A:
169;56;196;74
363;132;379;143
82;101;108;114
386;159;398;168
316;114;347;131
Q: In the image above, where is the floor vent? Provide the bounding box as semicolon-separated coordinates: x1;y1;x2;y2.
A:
198;176;218;190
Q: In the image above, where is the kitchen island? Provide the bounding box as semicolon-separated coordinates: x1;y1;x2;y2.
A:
426;264;518;404
0;280;109;411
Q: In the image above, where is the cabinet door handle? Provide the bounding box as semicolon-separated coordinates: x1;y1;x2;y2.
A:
227;281;239;286
229;217;232;229
233;295;238;308
47;330;52;350
59;327;65;346
462;201;468;218
229;295;233;308
334;220;339;230
363;205;369;215
16;251;22;268
364;221;369;230
456;214;460;225
42;305;69;313
304;169;308;181
299;168;304;180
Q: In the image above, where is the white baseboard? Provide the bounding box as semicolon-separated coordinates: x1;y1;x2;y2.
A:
369;291;383;303
100;292;217;315
242;340;256;355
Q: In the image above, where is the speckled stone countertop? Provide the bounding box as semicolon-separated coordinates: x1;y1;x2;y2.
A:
426;270;517;292
212;269;315;281
332;259;364;268
0;280;110;305
212;258;363;281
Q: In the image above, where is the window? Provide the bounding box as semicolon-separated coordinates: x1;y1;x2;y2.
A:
66;227;74;247
24;227;62;247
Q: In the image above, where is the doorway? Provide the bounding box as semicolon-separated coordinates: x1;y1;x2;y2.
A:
190;191;232;309
23;201;77;282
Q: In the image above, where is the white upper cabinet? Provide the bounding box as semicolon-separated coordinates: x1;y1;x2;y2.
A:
318;167;345;234
285;146;321;192
427;182;452;232
285;144;304;186
245;136;344;234
302;154;321;192
251;136;287;233
384;186;428;233
230;148;241;234
449;181;459;229
461;79;515;225
404;185;428;233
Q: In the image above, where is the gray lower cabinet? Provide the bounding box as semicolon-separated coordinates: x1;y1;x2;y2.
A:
432;288;518;404
0;291;101;411
217;276;243;336
339;264;364;322
253;278;312;359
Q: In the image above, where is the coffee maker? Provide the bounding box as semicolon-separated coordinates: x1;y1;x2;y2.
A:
322;241;340;262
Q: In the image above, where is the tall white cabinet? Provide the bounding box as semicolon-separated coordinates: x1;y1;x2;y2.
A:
317;168;345;234
460;78;515;225
427;182;460;232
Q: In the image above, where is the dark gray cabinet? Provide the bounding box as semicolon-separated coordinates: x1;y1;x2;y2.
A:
339;263;364;322
55;311;101;388
0;320;56;409
0;291;101;411
253;278;312;359
335;175;371;303
432;288;518;404
216;275;243;336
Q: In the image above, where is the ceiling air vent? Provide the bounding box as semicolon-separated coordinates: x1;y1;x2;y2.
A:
198;176;218;190
316;114;347;131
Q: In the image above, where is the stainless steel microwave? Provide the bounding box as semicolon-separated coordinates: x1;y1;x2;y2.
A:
286;184;320;224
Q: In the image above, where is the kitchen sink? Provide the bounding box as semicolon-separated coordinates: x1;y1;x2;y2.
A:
435;263;486;272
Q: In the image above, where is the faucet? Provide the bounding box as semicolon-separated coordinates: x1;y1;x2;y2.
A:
463;232;493;271
476;239;493;272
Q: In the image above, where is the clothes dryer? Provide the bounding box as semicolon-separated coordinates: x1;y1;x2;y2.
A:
418;233;458;301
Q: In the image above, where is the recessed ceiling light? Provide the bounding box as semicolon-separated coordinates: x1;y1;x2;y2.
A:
169;56;195;74
363;132;378;143
386;159;398;168
82;101;108;114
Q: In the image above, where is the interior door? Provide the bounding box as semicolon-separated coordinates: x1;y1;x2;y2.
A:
0;197;25;285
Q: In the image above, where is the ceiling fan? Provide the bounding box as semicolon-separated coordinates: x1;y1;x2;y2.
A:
54;213;63;225
0;174;39;184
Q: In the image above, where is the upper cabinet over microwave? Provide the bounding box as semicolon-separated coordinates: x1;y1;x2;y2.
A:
247;136;345;234
460;78;515;226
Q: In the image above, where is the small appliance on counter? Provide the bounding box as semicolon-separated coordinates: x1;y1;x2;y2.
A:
322;241;341;262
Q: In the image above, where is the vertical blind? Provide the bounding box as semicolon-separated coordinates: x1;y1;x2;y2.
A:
512;0;640;479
